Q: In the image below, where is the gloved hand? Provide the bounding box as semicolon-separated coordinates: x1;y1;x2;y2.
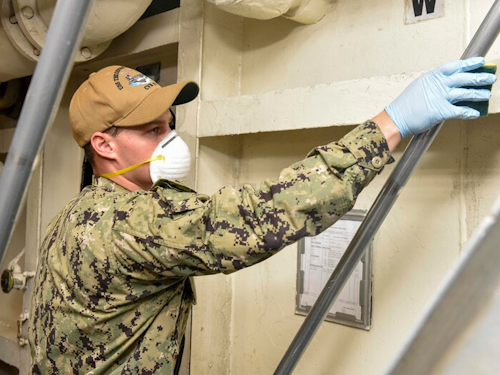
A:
385;57;497;138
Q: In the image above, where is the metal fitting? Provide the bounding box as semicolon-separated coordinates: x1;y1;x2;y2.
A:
1;249;34;293
21;6;34;20
81;47;92;59
17;310;29;347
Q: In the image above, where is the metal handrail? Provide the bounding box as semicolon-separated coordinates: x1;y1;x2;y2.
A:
274;1;500;373
385;180;500;374
0;0;94;265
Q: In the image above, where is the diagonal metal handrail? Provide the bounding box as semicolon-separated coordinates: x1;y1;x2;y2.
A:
0;0;94;266
274;1;500;374
385;180;500;374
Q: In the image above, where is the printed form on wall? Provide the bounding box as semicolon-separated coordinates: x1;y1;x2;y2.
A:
296;211;373;330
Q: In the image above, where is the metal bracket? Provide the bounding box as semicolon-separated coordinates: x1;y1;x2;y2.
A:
17;310;29;346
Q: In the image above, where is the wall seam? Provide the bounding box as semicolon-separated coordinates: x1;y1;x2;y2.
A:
193;6;205;193
458;122;468;254
237;16;243;97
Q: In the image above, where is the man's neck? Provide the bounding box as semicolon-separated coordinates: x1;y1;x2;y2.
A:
108;175;149;191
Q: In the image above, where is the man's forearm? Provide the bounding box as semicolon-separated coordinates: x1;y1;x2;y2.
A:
371;110;402;152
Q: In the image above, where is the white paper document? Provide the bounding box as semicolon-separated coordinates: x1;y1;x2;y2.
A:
300;219;363;320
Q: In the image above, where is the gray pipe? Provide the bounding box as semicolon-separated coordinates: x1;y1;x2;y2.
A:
274;1;500;374
0;0;93;265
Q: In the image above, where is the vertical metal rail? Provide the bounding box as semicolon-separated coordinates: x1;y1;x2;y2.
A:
274;1;500;374
384;189;500;374
0;0;93;265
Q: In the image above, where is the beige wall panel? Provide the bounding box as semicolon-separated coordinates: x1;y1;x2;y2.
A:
197;73;421;137
197;0;500;138
191;0;500;351
192;134;241;374
3;0;497;373
240;0;467;96
191;273;234;374
0;206;25;344
193;122;463;374
463;114;500;240
41;79;84;230
202;4;243;101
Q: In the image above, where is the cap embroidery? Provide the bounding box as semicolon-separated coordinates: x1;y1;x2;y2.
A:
124;72;153;87
113;66;125;90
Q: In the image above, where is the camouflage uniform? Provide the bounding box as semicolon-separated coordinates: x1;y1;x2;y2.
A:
28;121;392;374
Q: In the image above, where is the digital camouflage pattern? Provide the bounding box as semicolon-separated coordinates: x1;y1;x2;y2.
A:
28;120;392;374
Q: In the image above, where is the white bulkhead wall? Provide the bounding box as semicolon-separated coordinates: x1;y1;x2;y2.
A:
1;0;500;374
192;0;500;374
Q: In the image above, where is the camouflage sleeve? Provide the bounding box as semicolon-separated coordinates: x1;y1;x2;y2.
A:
111;120;393;278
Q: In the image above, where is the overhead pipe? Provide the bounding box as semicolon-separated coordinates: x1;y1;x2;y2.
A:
274;1;500;374
0;0;93;266
0;17;35;82
0;0;152;82
206;0;329;24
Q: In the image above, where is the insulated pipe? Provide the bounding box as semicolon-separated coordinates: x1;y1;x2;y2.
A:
0;21;35;82
207;0;298;20
0;0;152;82
0;0;93;266
36;0;153;48
207;0;328;24
274;1;500;374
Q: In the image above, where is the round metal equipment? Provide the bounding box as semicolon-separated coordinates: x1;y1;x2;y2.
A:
1;269;14;293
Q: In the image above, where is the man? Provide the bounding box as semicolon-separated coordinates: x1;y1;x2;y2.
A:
28;58;496;374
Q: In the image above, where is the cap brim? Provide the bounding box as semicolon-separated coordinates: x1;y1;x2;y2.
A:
173;82;199;105
115;81;199;127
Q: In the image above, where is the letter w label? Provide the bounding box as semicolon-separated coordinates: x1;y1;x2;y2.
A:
405;0;444;24
413;0;436;17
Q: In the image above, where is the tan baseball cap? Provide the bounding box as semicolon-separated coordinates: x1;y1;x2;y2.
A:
70;65;199;147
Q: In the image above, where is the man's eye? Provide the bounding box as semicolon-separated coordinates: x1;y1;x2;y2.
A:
149;127;159;134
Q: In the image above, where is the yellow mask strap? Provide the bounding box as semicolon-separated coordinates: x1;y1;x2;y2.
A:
98;155;165;179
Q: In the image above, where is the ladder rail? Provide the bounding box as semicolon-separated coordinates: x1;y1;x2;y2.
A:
0;0;94;265
385;180;500;374
274;1;500;374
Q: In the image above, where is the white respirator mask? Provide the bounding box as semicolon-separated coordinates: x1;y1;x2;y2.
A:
149;130;191;182
98;130;191;183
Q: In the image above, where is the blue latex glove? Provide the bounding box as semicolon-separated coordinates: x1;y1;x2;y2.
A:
385;57;497;138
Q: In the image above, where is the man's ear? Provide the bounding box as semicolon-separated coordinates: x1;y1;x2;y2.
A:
90;132;116;160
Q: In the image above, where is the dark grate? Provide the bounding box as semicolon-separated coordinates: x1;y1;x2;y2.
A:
140;0;180;20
